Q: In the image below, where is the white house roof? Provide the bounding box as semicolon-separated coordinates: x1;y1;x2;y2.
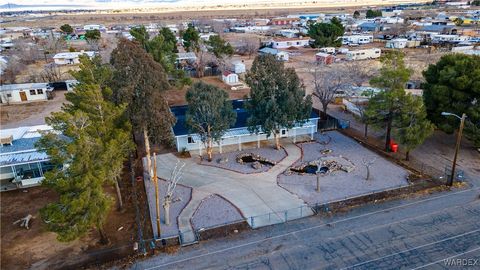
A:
259;47;288;55
176;52;197;60
53;51;96;59
315;52;332;57
0;83;52;92
1;125;52;141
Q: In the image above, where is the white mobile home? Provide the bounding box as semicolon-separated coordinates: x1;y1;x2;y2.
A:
258;48;289;61
346;48;381;61
171;100;319;153
270;37;310;49
385;38;408;49
341;35;374;45
230;61;246;74
431;34;470;44
53;51;96;65
0;83;53;103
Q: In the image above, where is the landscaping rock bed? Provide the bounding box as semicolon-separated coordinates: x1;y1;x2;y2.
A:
200;147;287;173
191;194;244;231
278;131;409;205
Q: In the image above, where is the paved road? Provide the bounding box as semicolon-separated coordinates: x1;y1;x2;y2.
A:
131;185;480;270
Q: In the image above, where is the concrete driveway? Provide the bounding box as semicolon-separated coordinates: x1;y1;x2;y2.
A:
154;142;313;244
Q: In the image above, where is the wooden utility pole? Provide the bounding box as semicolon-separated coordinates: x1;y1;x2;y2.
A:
447;113;466;187
152;153;161;238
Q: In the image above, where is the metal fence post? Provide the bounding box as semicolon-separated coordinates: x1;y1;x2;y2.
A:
284;211;288;222
251;216;254;227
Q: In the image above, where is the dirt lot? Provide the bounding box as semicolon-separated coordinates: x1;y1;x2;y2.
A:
0;180;137;269
164;76;250;106
1;91;67;129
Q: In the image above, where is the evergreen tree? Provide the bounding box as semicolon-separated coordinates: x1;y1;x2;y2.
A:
60;24;73;35
353;11;361;19
130;25;187;87
38;120;113;244
246;54;312;149
365;51;413;151
185;82;237;161
182;24;200;52
394;95;434;160
67;56;134;209
110;39;176;174
307;20;345;48
422;54;480;147
85;29;101;41
206;35;234;59
36;56;133;243
366;9;382;18
129;25;150;49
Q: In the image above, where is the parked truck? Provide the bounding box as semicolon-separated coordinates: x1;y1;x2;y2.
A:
346;48;381;61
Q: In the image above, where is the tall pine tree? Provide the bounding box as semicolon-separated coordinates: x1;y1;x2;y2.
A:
246;54;312;149
185;82;237;161
110;39;175;175
366;51;412;151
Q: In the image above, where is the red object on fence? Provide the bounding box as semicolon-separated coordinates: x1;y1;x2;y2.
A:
389;140;399;153
136;176;143;182
391;144;398;153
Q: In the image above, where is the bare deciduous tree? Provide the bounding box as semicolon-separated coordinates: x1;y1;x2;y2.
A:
40;63;63;82
343;61;376;87
312;64;349;118
362;157;377;181
237;36;260;58
38;32;67;57
1;56;25;84
163;160;185;225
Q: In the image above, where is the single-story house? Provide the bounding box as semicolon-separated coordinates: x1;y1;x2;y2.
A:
0;125;55;191
258;47;289;61
315;52;335;65
270;37;310;49
385;38;408;49
170;99;320;153
222;71;239;85
271;17;301;26
230;61;246;74
53;51;96;65
0;83;53;103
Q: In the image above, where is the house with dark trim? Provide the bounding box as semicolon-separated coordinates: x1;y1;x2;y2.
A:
171;99;319;153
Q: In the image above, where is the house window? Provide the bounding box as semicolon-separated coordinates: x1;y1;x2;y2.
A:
30;90;36;95
6;93;12;98
280;129;287;137
187;136;195;144
37;89;43;94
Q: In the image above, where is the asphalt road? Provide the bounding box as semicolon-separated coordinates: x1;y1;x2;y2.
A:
130;185;480;270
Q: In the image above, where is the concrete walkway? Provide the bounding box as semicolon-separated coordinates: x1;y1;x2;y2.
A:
155;142;313;244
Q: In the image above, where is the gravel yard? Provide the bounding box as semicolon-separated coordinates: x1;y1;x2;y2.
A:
200;146;288;174
191;194;244;231
144;178;192;238
278;131;410;205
